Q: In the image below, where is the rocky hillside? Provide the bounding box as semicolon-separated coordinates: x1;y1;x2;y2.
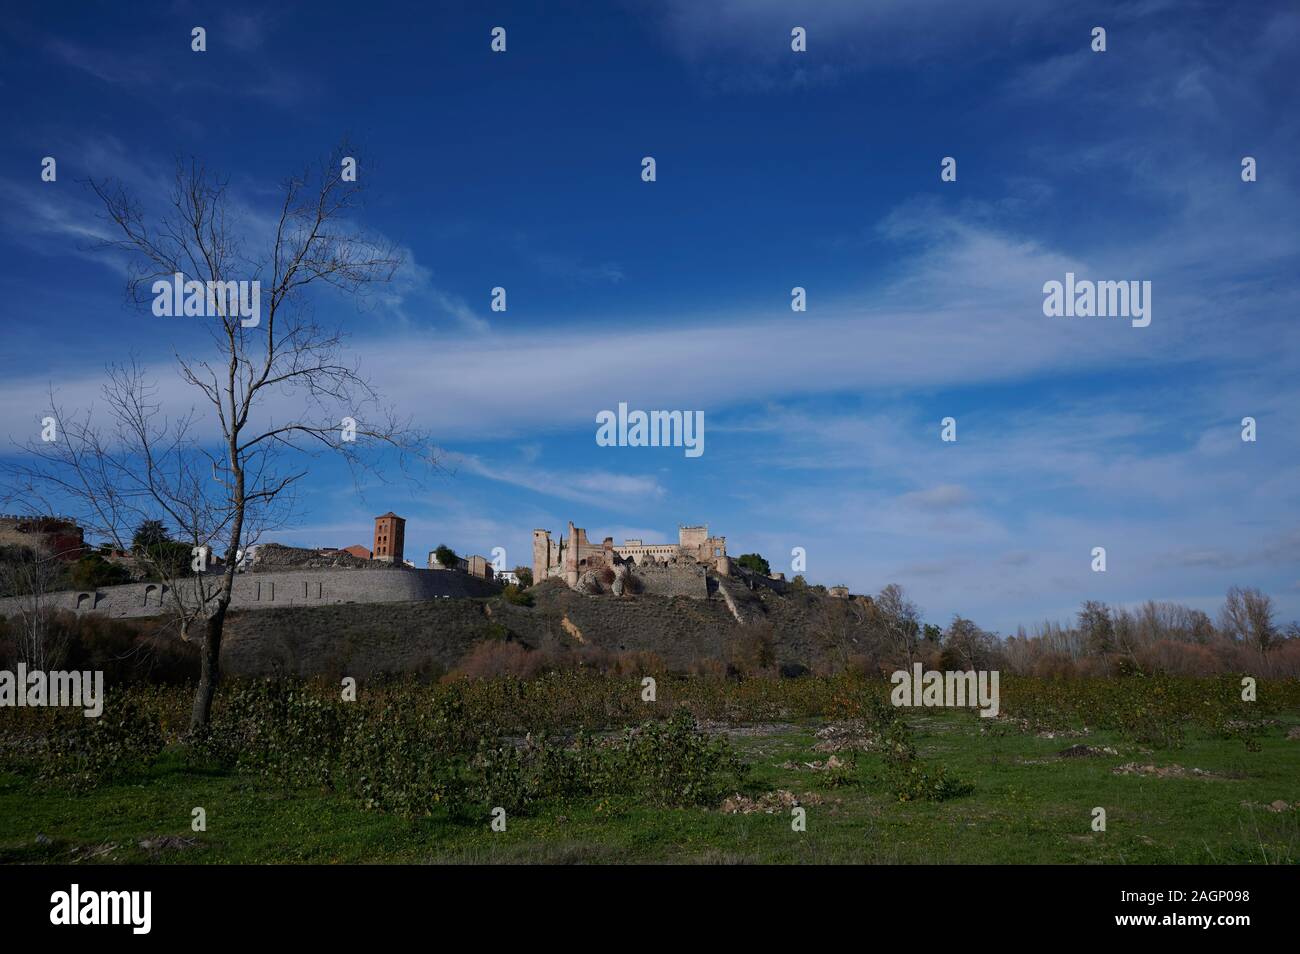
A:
220;571;872;678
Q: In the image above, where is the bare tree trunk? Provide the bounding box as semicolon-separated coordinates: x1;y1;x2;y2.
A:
189;467;244;732
190;601;227;732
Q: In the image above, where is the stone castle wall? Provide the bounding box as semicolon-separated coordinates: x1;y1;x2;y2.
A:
632;563;709;600
533;521;727;589
0;567;501;621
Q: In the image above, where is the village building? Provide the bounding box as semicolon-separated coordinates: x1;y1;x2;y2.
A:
0;514;85;561
372;512;405;564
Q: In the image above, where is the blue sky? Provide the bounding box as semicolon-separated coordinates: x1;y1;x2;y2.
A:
1;0;1298;633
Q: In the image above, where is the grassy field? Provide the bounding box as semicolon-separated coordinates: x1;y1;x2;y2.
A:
3;703;1297;865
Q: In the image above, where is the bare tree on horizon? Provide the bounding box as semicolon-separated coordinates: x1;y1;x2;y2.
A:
3;145;434;730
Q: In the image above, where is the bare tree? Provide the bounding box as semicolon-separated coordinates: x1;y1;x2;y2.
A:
0;540;68;670
4;146;430;730
871;583;922;668
1077;600;1114;655
1220;585;1277;654
813;596;870;671
943;615;997;670
10;378;246;651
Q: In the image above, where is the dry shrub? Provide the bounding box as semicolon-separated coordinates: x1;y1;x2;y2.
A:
452;640;547;680
1134;640;1220;676
609;650;664;675
0;610;197;683
563;646;664;676
916;646;944;672
1263;640;1300;678
688;657;726;678
1125;640;1300;679
451;641;666;681
1028;651;1078;679
0;620;14;670
811;647;904;678
844;653;878;677
724;628;777;677
809;656;838;677
1073;655;1113;678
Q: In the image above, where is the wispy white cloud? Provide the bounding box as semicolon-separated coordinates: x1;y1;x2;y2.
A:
900;484;972;512
645;0;1064;89
447;452;666;507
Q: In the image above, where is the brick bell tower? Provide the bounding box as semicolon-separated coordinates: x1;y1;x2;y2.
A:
373;512;405;563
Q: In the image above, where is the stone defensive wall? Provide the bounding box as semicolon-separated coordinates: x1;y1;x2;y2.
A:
632;563;709;600
0;567;501;621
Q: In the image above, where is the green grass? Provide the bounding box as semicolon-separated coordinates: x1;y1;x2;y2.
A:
3;711;1298;864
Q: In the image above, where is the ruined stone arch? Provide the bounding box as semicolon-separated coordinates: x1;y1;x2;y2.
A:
144;583;166;607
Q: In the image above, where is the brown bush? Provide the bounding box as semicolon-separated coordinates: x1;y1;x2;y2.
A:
688;656;726;678
724;627;777;677
1134;640;1220;676
451;640;548;680
1263;640;1300;678
589;648;664;676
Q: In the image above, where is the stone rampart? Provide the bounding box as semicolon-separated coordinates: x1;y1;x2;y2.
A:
0;567;501;620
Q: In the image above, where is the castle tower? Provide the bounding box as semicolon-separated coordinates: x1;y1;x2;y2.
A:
564;520;580;587
532;529;553;585
373;512;405;564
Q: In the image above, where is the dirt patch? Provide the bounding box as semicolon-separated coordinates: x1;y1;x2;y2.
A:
980;716;1089;738
560;615;585;644
1112;762;1220;779
1057;744;1120;758
812;721;877;753
720;790;835;814
1240;799;1299;813
698;721;798;738
138;835;202;856
780;755;849;772
67;842;122;863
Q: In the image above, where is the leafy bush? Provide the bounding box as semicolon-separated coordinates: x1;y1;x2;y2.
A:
40;692;165;788
10;674;1295;809
473;711;749;813
866;695;973;802
339;697;474;814
501;584;533;607
185;677;749;818
190;680;351;788
68;554;133;590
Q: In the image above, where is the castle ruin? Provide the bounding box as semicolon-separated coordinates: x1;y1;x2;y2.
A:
532;522;728;589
